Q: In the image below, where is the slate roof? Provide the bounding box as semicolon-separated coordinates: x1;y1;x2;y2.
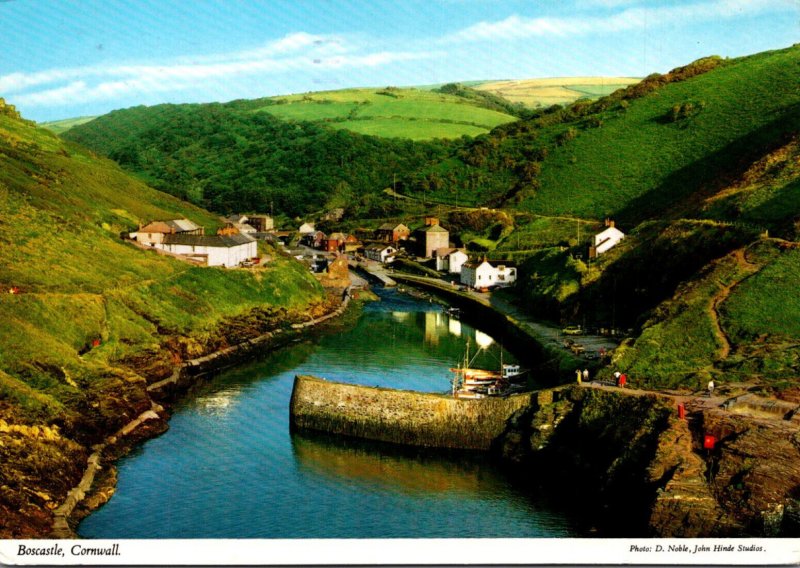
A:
163;234;255;248
167;219;201;232
366;244;395;252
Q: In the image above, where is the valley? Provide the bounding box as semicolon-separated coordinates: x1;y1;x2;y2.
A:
1;42;799;541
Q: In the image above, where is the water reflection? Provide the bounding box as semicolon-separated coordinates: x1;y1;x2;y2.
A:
78;287;572;540
292;432;491;495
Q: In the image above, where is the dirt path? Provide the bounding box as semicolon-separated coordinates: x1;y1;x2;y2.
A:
708;248;761;361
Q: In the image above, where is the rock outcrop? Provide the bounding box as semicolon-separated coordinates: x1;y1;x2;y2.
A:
494;385;800;537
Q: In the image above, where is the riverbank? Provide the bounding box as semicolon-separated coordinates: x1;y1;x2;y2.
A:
3;290;358;539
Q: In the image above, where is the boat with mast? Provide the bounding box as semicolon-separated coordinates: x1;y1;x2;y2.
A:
450;339;526;399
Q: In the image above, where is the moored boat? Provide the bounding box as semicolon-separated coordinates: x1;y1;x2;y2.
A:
450;340;526;399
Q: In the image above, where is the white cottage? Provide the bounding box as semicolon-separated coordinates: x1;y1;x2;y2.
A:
298;222;316;235
591;224;625;257
158;234;257;268
365;244;396;263
434;248;469;274
460;259;516;289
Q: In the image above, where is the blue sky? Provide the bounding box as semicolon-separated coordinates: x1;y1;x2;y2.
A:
1;0;798;121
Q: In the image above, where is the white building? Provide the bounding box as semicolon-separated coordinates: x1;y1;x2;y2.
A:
460;259;517;289
434;248;469;274
591;225;625;257
365;244;396;263
298;222;316;235
131;219;204;245
158;234;257;268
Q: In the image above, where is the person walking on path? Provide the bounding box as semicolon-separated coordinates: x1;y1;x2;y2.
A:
708;379;715;396
619;373;627;388
582;369;589;383
576;369;582;384
614;371;621;386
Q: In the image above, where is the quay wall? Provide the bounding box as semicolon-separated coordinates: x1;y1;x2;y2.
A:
391;274;578;383
290;375;553;450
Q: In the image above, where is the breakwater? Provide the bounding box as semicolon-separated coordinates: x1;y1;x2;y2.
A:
290;375;800;537
290;375;552;450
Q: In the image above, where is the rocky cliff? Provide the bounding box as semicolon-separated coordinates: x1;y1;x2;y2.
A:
495;385;800;537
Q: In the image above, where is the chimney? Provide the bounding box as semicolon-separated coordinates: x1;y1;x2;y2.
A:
609;219;615;228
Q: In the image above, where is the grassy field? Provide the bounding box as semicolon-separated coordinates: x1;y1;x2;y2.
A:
497;214;603;251
253;88;517;140
39;116;98;134
476;77;640;107
329;119;488;140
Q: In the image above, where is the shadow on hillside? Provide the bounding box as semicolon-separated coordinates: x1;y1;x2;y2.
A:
614;104;800;226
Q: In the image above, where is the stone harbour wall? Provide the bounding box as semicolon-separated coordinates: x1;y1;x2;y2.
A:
289;375;541;450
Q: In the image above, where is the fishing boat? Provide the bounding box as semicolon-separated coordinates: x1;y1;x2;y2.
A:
450;340;526;399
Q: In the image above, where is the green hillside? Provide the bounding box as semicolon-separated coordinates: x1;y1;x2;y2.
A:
0;100;325;537
244;87;518;140
404;46;800;225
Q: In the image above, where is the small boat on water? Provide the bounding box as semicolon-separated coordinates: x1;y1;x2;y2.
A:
450;340;526;399
445;307;462;319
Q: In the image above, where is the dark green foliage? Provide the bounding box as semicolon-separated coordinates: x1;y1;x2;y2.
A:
64;103;451;217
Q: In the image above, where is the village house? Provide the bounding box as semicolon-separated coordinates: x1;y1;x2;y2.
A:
131;219;204;246
374;223;410;243
157;233;257;268
299;230;325;248
460;259;517;289
224;214;273;233
589;220;625;258
224;214;249;226
415;221;449;258
365;244;397;264
218;221;257;235
298;222;315;235
434;248;469;274
342;234;361;253
325;233;360;253
245;214;274;232
325;232;346;252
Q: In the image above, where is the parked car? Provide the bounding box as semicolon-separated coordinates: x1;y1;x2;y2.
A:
562;325;583;336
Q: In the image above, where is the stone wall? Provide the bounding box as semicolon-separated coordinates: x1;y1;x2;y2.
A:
290;375;539;450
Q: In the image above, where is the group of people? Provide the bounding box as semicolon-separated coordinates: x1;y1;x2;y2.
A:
575;368;628;387
574;368;628;387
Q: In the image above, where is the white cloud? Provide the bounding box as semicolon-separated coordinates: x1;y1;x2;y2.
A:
3;32;436;107
442;0;796;43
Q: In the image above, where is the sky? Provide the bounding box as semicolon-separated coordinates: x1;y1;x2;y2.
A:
1;0;798;122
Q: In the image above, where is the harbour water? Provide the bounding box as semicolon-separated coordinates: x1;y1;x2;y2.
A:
79;288;582;539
